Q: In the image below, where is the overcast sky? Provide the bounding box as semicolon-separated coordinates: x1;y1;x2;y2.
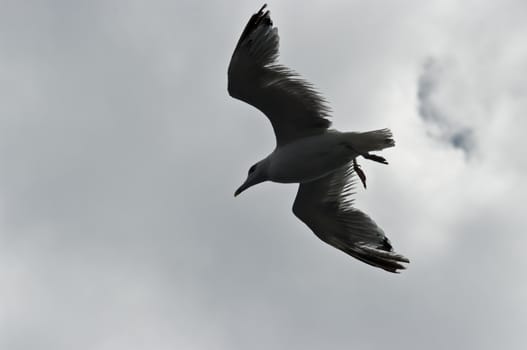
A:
1;1;526;349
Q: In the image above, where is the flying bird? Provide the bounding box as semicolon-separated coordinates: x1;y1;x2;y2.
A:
228;4;409;272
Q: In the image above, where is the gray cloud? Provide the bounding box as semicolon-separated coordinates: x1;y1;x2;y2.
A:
417;57;476;155
1;1;526;350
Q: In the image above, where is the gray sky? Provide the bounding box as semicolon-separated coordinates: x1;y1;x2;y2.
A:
1;1;526;349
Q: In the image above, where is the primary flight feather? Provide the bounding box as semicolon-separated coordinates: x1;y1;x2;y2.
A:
228;4;409;273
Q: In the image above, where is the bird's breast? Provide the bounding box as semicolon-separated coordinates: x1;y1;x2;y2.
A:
267;133;355;184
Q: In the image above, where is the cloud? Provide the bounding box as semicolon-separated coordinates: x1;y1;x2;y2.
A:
1;1;526;350
417;57;476;155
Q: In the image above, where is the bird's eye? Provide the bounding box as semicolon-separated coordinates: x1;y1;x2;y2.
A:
248;164;257;174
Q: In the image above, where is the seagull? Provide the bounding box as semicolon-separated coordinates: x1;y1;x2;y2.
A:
228;4;409;273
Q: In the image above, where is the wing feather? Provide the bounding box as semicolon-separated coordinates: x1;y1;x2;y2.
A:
228;5;331;146
292;163;409;273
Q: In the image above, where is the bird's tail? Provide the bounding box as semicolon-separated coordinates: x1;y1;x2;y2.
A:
345;128;395;154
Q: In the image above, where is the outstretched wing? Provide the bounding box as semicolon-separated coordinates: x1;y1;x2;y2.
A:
228;4;331;147
292;163;409;273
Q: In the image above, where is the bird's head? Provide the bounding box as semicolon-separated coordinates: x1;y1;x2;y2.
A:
234;160;268;197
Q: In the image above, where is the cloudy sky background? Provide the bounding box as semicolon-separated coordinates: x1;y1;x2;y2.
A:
1;1;526;349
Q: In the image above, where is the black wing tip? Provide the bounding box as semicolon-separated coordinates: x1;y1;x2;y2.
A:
238;4;273;45
352;244;410;273
254;4;272;26
373;257;410;273
380;236;393;251
258;4;268;13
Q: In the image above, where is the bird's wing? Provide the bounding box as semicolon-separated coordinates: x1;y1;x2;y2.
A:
228;4;331;147
292;163;409;273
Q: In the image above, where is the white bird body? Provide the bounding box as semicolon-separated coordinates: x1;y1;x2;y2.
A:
229;5;409;272
266;131;353;183
265;130;392;183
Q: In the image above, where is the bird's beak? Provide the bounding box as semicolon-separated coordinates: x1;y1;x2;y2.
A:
234;179;251;197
